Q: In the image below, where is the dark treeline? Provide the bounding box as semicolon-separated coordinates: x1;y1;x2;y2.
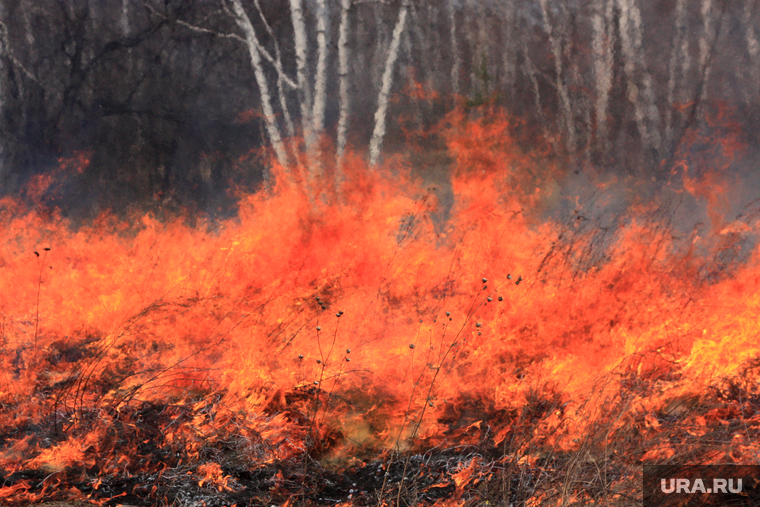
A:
0;0;756;215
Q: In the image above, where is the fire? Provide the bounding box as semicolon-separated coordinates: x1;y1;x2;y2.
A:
0;107;759;504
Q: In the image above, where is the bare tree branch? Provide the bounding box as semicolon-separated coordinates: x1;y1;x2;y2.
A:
0;21;39;84
145;1;298;90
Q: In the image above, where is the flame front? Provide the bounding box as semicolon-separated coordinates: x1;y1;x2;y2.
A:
1;109;759;504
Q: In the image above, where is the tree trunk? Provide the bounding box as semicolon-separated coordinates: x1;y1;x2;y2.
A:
120;0;130;37
698;0;715;103
500;0;517;102
253;0;295;142
229;0;289;170
369;0;408;167
617;0;661;156
312;0;328;136
336;0;352;165
539;0;576;154
743;1;760;104
448;0;459;96
665;0;689;151
591;0;613;155
289;0;314;153
0;16;9;185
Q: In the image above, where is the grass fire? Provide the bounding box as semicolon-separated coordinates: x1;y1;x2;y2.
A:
1;105;760;506
2;1;760;506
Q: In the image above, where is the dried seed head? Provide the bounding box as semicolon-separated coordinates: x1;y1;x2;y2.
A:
313;380;319;385
419;319;423;323
498;296;503;301
33;251;39;257
476;322;482;328
298;354;304;360
446;311;451;317
316;296;320;301
316;359;322;364
346;349;351;354
409;343;415;349
321;305;327;310
316;326;322;331
336;313;341;317
483;285;487;290
487;297;493;302
482;278;487;283
345;357;351;362
507;274;512;280
43;247;51;251
339;310;344;315
428;401;434;407
478;332;482;336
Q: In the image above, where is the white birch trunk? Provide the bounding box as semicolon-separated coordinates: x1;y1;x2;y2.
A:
501;0;517;100
617;0;662;154
744;2;760;102
120;0;130;37
698;0;715;102
522;43;558;154
336;0;352;164
253;0;295;140
22;0;35;48
369;0;408;167
665;0;688;150
312;0;328;135
591;0;613;154
448;0;460;96
0;19;8;183
539;0;576;153
289;0;314;151
229;0;289;169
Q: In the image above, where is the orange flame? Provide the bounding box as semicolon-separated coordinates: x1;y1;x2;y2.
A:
0;106;757;503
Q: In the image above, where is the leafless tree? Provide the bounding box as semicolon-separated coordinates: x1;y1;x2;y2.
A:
369;0;409;167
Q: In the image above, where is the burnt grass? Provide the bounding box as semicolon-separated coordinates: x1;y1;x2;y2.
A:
3;355;760;507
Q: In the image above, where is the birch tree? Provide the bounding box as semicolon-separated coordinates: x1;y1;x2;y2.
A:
665;0;689;150
591;0;613;155
743;1;760;104
500;0;517;101
617;0;661;155
336;0;352;164
228;0;290;168
252;0;295;141
539;0;576;154
289;0;315;153
0;19;7;183
312;0;328;135
448;0;460;96
698;0;715;103
120;0;130;36
369;0;409;167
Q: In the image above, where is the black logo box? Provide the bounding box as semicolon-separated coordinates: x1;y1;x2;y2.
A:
644;465;760;506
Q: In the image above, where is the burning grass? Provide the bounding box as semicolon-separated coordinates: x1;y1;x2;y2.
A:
1;109;760;505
